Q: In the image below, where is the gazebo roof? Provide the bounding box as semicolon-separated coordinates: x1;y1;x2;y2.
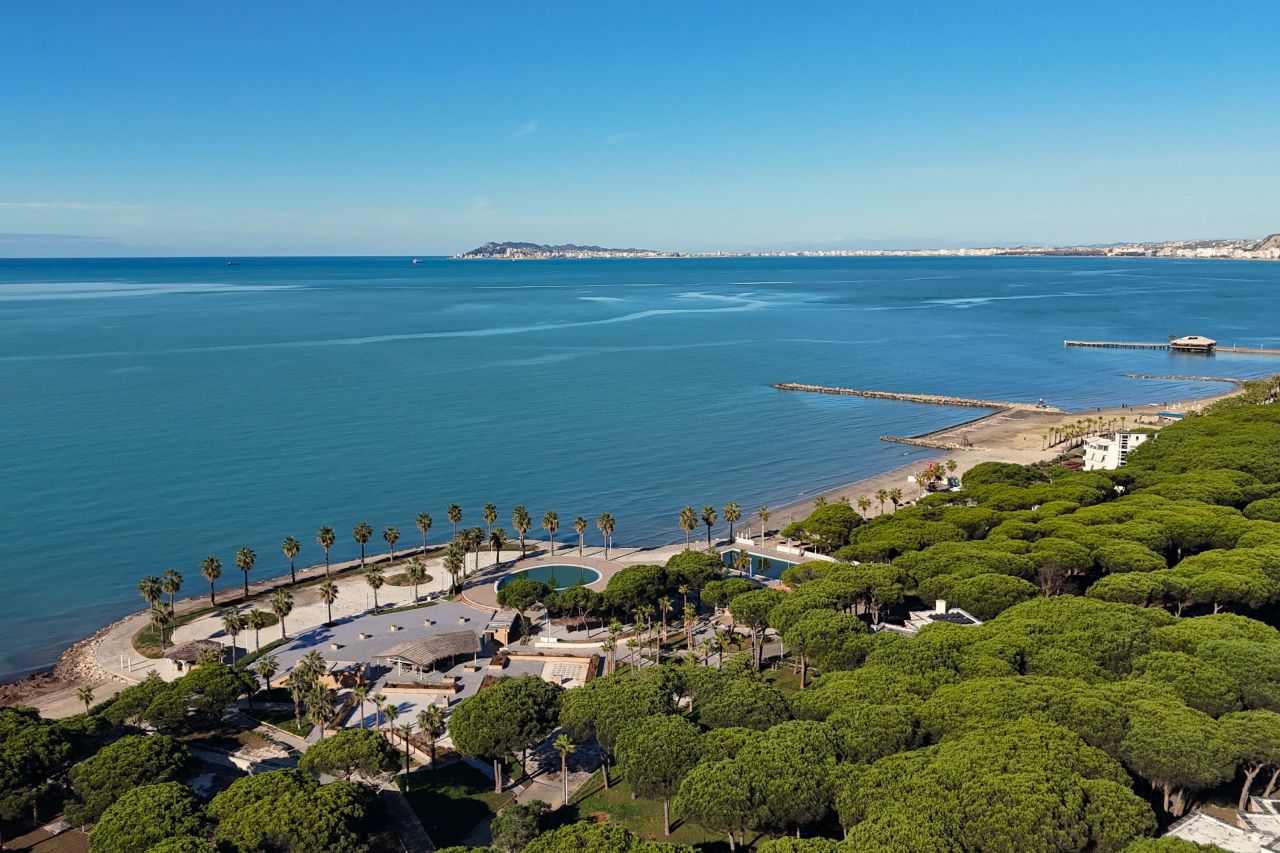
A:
375;631;479;668
164;639;224;662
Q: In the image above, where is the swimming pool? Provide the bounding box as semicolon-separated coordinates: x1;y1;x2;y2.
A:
721;550;797;580
495;564;603;591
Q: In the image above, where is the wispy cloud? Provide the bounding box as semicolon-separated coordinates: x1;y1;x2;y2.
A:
0;201;144;212
605;131;638;145
512;120;539;139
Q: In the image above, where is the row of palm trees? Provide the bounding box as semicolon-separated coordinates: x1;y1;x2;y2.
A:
1042;415;1132;450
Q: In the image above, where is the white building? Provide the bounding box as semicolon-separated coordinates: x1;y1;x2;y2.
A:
1165;797;1280;852
876;600;982;636
1082;432;1152;471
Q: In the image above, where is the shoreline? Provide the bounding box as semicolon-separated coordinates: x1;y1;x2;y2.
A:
2;379;1250;711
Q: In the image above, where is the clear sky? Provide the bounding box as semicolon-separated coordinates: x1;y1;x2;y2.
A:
3;1;1278;256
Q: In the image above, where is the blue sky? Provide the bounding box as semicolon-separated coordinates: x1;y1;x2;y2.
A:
2;1;1278;256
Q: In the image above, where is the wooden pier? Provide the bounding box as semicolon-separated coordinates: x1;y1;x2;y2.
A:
1064;340;1169;350
772;383;1064;413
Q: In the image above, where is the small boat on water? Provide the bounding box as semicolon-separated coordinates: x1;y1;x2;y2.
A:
411;258;422;264
226;261;240;266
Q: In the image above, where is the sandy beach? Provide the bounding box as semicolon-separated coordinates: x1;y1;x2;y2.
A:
2;379;1249;714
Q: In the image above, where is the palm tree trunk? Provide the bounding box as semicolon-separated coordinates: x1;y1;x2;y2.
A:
243;573;249;598
561;756;569;804
493;758;503;793
209;582;216;606
290;558;296;585
663;799;671;835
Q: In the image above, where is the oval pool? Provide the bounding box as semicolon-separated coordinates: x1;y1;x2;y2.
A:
495;564;602;591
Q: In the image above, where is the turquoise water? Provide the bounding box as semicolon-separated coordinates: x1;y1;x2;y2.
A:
722;550;797;580
496;565;602;590
3;256;1280;677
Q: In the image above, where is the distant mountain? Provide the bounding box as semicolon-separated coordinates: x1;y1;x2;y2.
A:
455;241;682;260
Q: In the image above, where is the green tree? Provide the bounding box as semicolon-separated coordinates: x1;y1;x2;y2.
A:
366;565;385;610
616;715;702;835
523;821;696;853
1220;709;1280;810
270;588;294;640
281;536;301;584
88;782;204;853
679;506;698;548
675;759;754;852
255;654;279;694
484;503;499;538
450;675;563;792
316;525;336;576
245;608;269;652
418;705;444;765
444;540;465;592
491;527;510;566
353;520;373;568
543;510;560;557
233;547;255;600
723;501;742;541
405;557;428;602
699;679;791;730
498;578;550;644
575;516;588;555
66;734;189;824
553;734;576;805
560;675;672;788
513;505;533;556
209;769;371;853
1119;699;1234;816
220;610;245;665
200;555;222;606
383;524;400;562
490;800;549;852
161;567;183;610
138;574;162;607
729;588;786;668
299;727;399;780
598;513;616;559
448;503;463;539
702;505;718;547
318;580;339;624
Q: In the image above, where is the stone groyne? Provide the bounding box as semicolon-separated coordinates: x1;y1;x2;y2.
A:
772;383;1064;413
1124;374;1245;384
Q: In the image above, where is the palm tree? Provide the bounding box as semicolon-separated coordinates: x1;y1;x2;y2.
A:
758;505;772;540
733;549;751;578
366;567;385;610
383;525;400;563
370;692;388;728
246;609;269;652
399;721;416;775
319;581;339;624
417;706;443;766
574;516;588;555
553;734;576;804
490;528;509;567
201;555;222;606
677;583;690;610
316;526;336;576
657;596;672;642
447;504;463;540
353;522;373;568
353;684;369;729
678;506;697;548
161;568;183;610
443;542;464;593
270;588;294;640
701;505;717;547
221;610;245;665
308;685;337;738
874;489;889;515
235;547;256;599
416;512;433;553
723;501;742;541
76;685;94;713
888;488;903;511
856;496;872;517
405;559;427;603
466;527;484;574
683;602;697;652
597;513;615;559
543;510;560;556
512;505;532;556
298;650;327;683
286;671;309;728
483;503;498;538
281;536;301;584
138;575;163;607
150;604;174;651
383;703;400;733
255;655;279;695
601;633;616;676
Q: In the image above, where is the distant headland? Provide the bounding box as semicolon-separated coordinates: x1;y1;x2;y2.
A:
455;234;1280;261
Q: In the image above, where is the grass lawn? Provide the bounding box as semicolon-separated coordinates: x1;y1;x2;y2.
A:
384;571;436;587
565;771;761;850
378;600;439;615
134;608;279;659
243;705;313;738
763;667;805;696
403;762;515;848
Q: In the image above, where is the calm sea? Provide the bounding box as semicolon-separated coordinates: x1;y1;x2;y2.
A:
2;256;1278;678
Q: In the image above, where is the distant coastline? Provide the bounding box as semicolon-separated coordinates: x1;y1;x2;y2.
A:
455;234;1280;261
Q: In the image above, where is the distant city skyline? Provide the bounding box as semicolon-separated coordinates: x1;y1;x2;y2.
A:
3;1;1279;257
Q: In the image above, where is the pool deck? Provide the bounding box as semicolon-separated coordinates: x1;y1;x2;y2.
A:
459;553;625;610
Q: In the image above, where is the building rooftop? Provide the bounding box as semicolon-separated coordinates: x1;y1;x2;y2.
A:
375;631;480;669
164;639;224;662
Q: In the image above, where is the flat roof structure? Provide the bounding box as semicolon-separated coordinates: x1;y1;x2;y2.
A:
374;631;480;670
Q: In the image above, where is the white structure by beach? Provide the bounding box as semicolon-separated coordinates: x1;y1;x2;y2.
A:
1082;432;1152;471
875;600;982;636
1164;797;1280;851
